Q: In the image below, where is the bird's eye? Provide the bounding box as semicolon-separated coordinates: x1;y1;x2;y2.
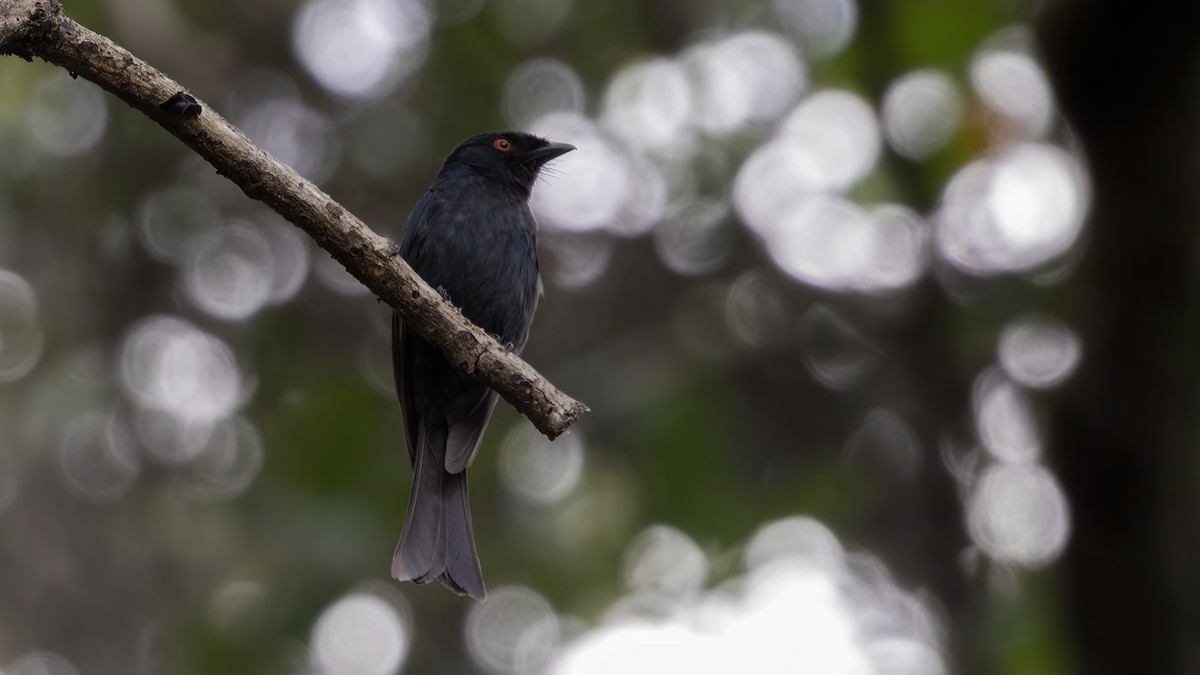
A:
493;138;512;152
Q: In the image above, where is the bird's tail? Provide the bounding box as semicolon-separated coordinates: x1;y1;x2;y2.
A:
392;423;486;600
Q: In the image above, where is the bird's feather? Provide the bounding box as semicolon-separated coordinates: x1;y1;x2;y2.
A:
391;421;446;582
444;387;499;473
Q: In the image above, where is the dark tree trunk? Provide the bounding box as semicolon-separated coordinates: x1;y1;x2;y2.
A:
1038;2;1200;673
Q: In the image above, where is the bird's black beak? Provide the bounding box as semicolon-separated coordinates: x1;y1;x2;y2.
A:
530;141;576;163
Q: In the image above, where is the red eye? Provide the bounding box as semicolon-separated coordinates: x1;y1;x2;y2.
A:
493;138;512;152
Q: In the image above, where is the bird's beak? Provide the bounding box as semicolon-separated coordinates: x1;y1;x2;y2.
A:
531;141;576;163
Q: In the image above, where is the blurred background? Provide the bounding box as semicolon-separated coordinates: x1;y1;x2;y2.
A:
1;0;1199;673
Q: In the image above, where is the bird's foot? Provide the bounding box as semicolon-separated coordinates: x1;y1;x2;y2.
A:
436;285;453;302
490;333;516;351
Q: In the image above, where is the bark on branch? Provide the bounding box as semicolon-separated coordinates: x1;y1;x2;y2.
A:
0;0;587;439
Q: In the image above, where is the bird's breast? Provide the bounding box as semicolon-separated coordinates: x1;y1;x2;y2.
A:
409;193;539;342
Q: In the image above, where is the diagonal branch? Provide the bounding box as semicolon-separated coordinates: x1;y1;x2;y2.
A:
0;0;587;439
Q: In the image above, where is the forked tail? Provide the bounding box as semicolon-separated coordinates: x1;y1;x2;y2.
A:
392;423;486;600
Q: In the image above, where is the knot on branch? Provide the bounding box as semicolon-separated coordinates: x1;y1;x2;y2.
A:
159;91;202;117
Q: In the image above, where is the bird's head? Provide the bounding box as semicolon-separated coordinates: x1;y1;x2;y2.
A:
442;131;575;196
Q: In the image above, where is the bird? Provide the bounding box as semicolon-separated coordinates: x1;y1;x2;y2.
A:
390;131;574;600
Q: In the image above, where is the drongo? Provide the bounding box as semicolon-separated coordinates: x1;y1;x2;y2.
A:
391;132;574;600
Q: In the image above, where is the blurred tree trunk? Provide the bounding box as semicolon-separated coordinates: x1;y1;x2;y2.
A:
1038;2;1200;673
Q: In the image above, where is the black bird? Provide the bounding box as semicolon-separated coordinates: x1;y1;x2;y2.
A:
391;131;574;600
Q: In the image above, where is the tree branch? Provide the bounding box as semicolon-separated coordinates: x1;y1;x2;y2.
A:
0;0;587;439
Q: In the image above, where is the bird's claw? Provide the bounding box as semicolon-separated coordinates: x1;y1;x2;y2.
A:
436;285;453;302
490;333;516;351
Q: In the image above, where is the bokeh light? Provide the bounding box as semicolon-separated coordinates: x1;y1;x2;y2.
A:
621;525;709;604
800;305;877;390
973;368;1040;464
936;143;1088;275
135;186;223;265
734;91;886;278
253;213;311;304
57;413;140;503
292;0;431;99
0;269;43;382
310;591;411;675
181;416;265;501
780;90;880;192
528;113;636;234
119;316;244;426
29;72;108;157
744;515;843;571
466;585;561;675
500;424;585;505
772;0;858;59
551;471;640;555
610;155;670;237
504;59;586;130
998;315;1082;389
653;200;731;276
968;463;1070;567
551;515;942;675
867;640;945;675
845;409;921;479
240;98;340;183
8;652;79;675
762;197;926;292
724;270;791;349
970;38;1053;138
135;407;218;464
734;135;825;238
882;69;963;160
683;32;806;135
184;222;276;321
602;58;694;153
540;232;614;289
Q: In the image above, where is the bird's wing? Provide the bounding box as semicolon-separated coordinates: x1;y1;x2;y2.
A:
443;385;499;474
392;311;418;464
393;190;443;463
